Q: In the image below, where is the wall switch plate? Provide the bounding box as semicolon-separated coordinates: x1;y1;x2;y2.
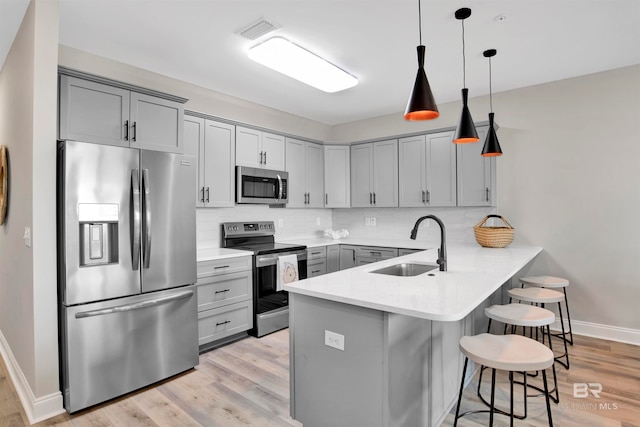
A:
370;217;376;226
325;330;345;351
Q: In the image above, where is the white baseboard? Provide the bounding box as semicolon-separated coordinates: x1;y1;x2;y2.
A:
551;319;640;346
0;330;65;424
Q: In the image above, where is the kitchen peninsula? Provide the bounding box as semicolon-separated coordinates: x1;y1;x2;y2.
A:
285;243;542;427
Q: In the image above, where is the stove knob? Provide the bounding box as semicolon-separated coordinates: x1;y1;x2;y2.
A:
259;224;263;230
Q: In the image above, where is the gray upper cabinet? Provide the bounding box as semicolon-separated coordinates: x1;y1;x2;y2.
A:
236;126;285;170
59;74;185;153
324;145;350;208
351;140;398;208
285;138;324;208
456;126;496;206
184;113;235;208
399;131;456;207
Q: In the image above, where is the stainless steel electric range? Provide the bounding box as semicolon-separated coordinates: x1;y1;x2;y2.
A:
222;221;307;337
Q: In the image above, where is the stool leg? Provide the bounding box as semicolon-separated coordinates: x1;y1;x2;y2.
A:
546;325;560;403
557;303;570;369
509;372;514;427
542;369;554;427
454;357;469;427
563;287;574;345
490;368;497;427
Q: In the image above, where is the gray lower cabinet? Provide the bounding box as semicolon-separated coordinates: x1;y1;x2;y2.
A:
355;246;398;266
196;256;253;350
339;245;358;270
59;73;185;153
307;247;327;278
326;245;340;273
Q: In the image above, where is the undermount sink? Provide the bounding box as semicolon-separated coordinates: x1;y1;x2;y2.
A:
370;262;439;277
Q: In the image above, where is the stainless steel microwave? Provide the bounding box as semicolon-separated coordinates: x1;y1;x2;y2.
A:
236;166;289;205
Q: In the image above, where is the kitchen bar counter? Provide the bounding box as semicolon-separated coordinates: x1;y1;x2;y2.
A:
285;243;542;321
287;243;542;427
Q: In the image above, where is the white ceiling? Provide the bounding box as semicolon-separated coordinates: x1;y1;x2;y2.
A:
2;0;640;125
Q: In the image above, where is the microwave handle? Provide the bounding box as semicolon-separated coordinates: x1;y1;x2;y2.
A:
277;174;283;202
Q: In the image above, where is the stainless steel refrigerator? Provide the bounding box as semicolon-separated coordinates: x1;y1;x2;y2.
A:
57;140;198;413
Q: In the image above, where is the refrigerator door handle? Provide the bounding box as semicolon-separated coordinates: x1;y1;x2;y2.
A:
74;290;194;318
130;169;141;270
142;169;152;269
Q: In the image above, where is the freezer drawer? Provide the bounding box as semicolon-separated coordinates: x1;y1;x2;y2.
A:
60;286;198;413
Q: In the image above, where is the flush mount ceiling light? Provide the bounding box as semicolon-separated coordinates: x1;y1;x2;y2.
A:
481;49;503;157
247;36;358;93
453;8;479;144
404;0;439;121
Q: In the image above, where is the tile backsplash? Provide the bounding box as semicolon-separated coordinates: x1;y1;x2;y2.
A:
197;205;495;249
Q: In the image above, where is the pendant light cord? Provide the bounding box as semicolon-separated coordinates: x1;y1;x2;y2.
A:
461;19;466;88
418;0;422;45
488;56;493;112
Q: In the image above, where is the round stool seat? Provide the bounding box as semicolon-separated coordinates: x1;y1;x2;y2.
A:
508;287;564;304
520;275;569;288
460;333;554;372
485;303;555;327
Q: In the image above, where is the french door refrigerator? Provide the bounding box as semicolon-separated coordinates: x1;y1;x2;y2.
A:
57;140;198;412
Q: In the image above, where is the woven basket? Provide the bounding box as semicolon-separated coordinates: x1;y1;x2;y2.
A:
474;215;514;248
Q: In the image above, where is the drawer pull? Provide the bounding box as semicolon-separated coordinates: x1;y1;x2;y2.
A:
214;265;230;270
216;320;231;326
214;289;230;294
311;251;322;255
312;269;321;274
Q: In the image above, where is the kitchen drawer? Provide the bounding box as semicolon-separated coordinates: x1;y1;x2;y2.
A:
356;246;398;260
196;270;252;311
197;256;252;279
198;300;253;346
308;259;327;278
398;248;422;256
307;246;327;260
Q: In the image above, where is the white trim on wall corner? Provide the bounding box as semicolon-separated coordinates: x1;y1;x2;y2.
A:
0;330;65;424
551;319;640;346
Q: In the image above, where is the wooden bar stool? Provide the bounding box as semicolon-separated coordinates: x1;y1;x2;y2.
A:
520;276;574;346
483;303;560;408
508;287;570;369
454;333;554;426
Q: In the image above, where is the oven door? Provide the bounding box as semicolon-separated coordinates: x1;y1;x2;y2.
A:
254;251;307;315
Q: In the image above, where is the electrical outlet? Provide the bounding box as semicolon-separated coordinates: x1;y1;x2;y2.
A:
278;218;283;227
325;330;345;351
23;227;31;248
365;217;371;226
371;217;376;226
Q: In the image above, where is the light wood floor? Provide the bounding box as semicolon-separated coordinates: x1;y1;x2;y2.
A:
1;331;638;426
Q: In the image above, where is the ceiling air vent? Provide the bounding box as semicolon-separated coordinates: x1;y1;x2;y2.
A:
238;18;281;40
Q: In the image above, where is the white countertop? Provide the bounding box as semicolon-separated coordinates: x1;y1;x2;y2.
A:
197;247;254;262
282;237;434;250
285;243;542;322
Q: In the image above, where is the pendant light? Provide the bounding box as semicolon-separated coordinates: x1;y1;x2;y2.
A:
453;8;479;143
481;49;503;157
404;0;439;120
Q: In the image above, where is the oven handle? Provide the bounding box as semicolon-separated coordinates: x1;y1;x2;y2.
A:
255;253;307;268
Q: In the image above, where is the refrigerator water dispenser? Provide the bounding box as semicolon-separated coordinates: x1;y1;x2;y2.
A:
78;203;119;267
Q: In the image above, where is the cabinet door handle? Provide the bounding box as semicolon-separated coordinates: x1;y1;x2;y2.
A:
124;120;129;141
426;190;430;204
325;193;328;205
307;193;310;204
369;193;373;204
214;289;230;294
216;320;231;326
200;187;205;203
206;187;210;203
263;151;267;165
422;190;425;203
486;187;489;202
373;192;376;204
259;151;263;164
132;122;137;141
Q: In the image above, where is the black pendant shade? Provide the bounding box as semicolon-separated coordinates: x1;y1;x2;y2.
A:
481;49;502;157
404;45;439;120
481;112;502;157
454;88;479;143
453;8;479;143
